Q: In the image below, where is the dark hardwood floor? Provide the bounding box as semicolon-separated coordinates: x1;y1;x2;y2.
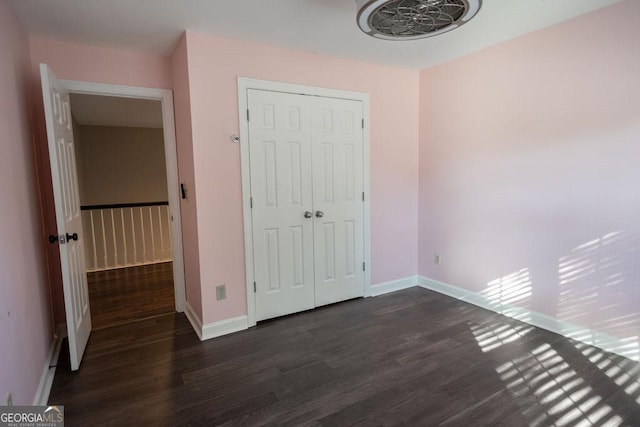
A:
49;287;640;426
88;262;175;330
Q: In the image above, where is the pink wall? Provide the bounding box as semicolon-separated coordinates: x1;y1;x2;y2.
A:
170;35;202;318
0;0;53;404
419;0;640;341
28;37;174;324
184;31;420;324
29;37;172;89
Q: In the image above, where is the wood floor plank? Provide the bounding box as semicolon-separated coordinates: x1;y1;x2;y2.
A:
88;262;175;329
49;287;640;426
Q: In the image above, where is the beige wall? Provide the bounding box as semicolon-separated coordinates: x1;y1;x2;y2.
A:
78;125;168;206
72;115;84;189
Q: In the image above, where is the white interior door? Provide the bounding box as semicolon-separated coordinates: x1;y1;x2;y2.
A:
248;89;316;321
248;89;366;321
312;97;365;306
40;64;91;370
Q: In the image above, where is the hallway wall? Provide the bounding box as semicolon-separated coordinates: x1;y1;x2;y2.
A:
78;126;168;206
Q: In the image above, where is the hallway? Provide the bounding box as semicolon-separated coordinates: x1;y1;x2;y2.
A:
88;262;175;330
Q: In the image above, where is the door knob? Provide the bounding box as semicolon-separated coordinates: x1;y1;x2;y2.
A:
304;211;313;219
315;211;324;218
66;232;78;242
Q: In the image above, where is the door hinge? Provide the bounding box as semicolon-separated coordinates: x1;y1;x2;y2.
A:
363;262;366;272
362;192;365;202
247;109;250;122
250;197;253;209
362;118;364;129
253;282;256;293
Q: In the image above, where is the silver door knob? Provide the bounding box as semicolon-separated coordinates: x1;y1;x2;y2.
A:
315;211;324;218
304;211;313;219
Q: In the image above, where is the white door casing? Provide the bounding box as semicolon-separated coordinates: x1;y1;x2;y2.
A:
312;97;365;307
60;79;187;314
243;82;368;323
40;64;91;371
249;90;316;321
40;68;187;363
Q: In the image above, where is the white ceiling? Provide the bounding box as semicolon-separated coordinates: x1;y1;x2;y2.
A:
11;0;624;70
70;94;163;129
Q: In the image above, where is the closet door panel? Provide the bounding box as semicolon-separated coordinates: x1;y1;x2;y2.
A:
248;89;315;321
311;97;365;306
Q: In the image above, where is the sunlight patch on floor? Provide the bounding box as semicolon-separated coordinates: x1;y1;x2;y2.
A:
574;341;640;404
495;343;625;426
471;321;533;353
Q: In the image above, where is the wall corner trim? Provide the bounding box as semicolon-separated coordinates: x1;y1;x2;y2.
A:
33;324;65;405
417;276;639;363
185;302;249;341
184;302;204;341
370;276;418;297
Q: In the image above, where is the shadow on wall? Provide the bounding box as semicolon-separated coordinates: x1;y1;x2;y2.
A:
557;230;640;360
480;229;640;361
482;267;533;323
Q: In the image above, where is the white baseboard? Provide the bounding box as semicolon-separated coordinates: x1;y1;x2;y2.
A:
185;302;248;341
33;324;65;405
201;315;248;341
418;276;639;362
184;302;204;341
370;276;418;297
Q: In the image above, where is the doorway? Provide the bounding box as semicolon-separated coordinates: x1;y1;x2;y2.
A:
40;64;186;370
62;79;187;319
69;94;175;329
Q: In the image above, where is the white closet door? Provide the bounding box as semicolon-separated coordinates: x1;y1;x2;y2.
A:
311;97;365;306
248;89;316;321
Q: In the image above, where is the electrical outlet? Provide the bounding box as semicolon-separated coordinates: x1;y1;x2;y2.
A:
434;254;441;265
216;285;227;301
6;392;13;406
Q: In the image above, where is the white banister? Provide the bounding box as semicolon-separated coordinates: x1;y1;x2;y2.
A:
81;203;172;272
110;208;118;266
120;209;127;265
158;206;164;259
149;208;155;260
139;207;146;263
89;211;98;270
130;208;137;264
100;210;108;267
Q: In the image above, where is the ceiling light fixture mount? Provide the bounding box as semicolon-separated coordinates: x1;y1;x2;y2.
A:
356;0;482;41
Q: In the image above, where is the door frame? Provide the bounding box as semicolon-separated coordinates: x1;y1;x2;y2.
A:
237;77;371;327
62;79;187;312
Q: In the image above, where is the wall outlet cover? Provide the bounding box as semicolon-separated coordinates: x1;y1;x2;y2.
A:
434;254;441;265
6;392;12;406
216;285;227;301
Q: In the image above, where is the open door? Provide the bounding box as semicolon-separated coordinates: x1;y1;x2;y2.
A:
40;64;91;371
